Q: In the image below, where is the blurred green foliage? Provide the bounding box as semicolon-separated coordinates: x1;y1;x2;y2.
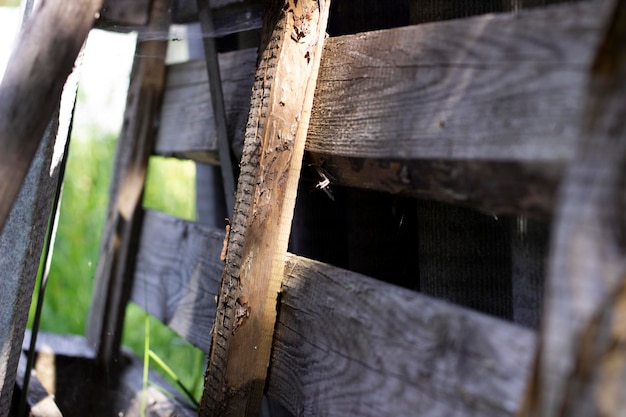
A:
29;132;205;401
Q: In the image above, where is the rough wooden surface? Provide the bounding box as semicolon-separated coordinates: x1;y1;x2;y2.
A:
156;49;256;163
519;0;626;415
0;24;82;415
155;1;606;218
199;0;331;414
132;210;223;352
0;0;102;234
87;0;171;366
131;213;533;416
0;125;59;417
268;255;534;417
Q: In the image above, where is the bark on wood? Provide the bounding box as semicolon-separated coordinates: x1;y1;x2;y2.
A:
519;0;626;415
86;0;171;367
267;255;534;417
131;213;533;416
0;0;102;234
198;0;331;414
155;1;605;218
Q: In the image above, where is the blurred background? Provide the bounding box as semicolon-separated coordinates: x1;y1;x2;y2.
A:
0;1;206;400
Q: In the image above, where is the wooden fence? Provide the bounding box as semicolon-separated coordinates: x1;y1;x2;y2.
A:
1;0;626;416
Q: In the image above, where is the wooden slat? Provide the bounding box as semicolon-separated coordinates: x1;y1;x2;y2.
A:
519;0;626;415
155;48;256;163
131;213;534;416
173;0;263;24
87;0;171;367
157;1;605;218
0;10;84;412
199;0;331;414
268;255;535;417
132;210;223;352
0;0;102;234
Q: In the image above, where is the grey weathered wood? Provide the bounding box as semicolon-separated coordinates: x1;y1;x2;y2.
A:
0;30;82;415
87;0;171;367
156;1;606;218
519;0;626;415
155;48;256;164
131;213;534;416
269;255;535;417
132;210;224;352
0;0;102;234
0;123;59;417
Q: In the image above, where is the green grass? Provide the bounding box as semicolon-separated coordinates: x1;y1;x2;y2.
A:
29;130;206;402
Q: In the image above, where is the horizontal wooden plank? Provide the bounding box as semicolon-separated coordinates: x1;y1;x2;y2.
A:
267;255;535;417
132;210;224;352
132;213;535;415
155;48;256;164
309;1;600;162
157;1;604;217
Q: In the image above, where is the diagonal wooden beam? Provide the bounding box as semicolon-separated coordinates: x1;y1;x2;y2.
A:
198;0;331;415
86;0;172;367
0;0;102;234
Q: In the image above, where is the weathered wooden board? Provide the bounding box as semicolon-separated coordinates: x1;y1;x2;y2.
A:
155;48;256;164
0;0;102;234
156;0;605;218
199;0;332;414
132;210;223;352
268;255;535;417
519;0;626;415
87;0;171;367
130;213;535;416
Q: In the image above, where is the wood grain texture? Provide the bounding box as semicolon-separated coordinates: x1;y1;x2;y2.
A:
267;255;535;417
156;1;606;218
199;0;331;414
87;0;171;367
307;1;600;162
519;0;626;415
155;48;256;164
0;0;102;234
130;213;533;417
132;210;223;352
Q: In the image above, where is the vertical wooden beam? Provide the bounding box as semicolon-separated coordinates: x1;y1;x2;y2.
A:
86;0;171;367
0;0;102;235
519;0;626;415
198;0;331;415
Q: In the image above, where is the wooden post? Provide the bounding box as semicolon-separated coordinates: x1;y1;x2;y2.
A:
86;0;171;367
0;2;90;414
518;0;626;415
198;0;331;415
0;0;102;234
